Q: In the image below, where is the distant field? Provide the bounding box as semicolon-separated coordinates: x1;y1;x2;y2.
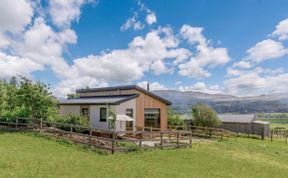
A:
258;118;288;129
1;131;288;178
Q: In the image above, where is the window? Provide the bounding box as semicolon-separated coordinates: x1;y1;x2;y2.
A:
100;107;107;122
125;109;133;130
81;107;89;118
125;109;133;118
144;108;160;128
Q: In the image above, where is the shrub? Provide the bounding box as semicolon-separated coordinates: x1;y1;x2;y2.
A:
55;114;89;133
192;103;220;127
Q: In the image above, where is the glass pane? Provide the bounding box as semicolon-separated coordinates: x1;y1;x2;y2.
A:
144;108;160;128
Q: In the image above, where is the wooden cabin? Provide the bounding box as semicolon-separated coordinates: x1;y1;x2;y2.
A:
59;85;171;130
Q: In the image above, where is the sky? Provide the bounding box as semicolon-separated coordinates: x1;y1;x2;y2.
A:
0;0;288;97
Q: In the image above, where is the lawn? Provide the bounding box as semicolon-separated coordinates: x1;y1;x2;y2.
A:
1;131;288;178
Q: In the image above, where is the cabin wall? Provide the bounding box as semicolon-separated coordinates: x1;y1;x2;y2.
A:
59;105;80;115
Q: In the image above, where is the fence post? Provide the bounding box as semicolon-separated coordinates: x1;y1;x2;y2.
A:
286;131;288;143
189;131;192;148
16;117;18;128
89;128;92;146
261;127;264;140
150;126;153;138
70;125;73;140
160;132;163;150
176;130;179;148
270;130;273;141
221;129;223;141
39;118;43;132
112;132;116;154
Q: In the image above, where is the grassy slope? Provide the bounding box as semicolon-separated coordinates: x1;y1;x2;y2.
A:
0;131;288;178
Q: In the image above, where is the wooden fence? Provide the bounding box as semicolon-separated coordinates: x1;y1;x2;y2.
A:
270;128;288;143
0;117;196;154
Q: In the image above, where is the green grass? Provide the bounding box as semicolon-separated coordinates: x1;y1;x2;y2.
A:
258;118;288;129
1;131;288;178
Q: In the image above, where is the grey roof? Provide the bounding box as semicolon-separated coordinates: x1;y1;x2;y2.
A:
59;95;138;105
218;114;255;123
179;115;193;120
76;85;171;105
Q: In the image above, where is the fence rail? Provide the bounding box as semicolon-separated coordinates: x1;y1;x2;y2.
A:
0;117;199;154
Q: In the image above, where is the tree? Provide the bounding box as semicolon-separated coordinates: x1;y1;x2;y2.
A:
192;104;220;127
168;107;185;126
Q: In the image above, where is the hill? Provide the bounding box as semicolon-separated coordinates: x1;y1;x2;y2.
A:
152;90;288;114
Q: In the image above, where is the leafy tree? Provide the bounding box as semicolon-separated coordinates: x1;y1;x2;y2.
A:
168;108;185;126
192;103;220;127
67;93;80;99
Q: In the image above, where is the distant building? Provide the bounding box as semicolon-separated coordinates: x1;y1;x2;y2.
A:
218;114;270;135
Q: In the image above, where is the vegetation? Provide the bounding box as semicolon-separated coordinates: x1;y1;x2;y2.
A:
0;77;58;121
1;131;288;177
192;103;220;127
168;108;185;126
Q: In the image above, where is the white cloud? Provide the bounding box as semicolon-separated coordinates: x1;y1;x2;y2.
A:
178;82;223;94
53;76;108;97
120;0;157;31
272;18;288;41
49;0;95;28
0;0;33;33
246;39;287;63
120;13;145;31
146;12;157;25
70;30;189;83
0;52;43;79
137;81;167;91
224;68;288;96
178;25;229;79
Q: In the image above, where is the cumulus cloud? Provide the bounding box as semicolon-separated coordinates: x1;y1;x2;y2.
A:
69;30;190;83
49;0;95;28
178;25;229;79
0;0;33;33
272;18;288;41
224;68;288;96
137;81;167;91
0;52;43;79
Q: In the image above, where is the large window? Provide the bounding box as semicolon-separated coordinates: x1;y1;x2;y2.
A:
144;108;160;128
100;108;107;122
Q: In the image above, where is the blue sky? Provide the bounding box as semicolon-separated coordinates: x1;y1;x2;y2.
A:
0;0;288;97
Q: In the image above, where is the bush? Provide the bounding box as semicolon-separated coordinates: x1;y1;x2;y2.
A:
168;114;185;126
192;103;220;127
55;114;90;133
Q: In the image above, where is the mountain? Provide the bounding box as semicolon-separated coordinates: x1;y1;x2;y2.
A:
152;90;288;114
